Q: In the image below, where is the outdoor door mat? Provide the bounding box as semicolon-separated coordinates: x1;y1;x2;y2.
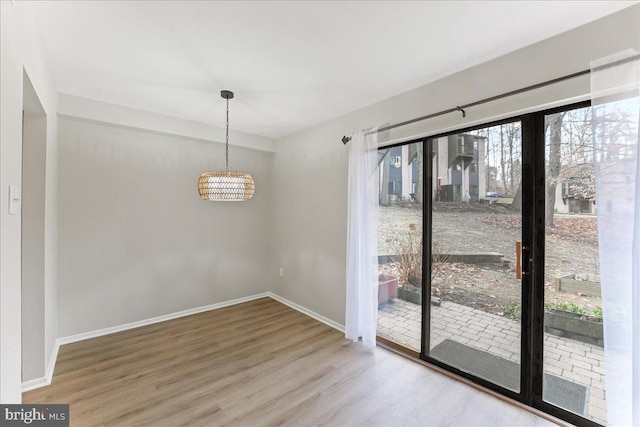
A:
430;339;588;416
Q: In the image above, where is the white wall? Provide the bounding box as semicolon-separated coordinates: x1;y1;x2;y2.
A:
57;117;274;337
271;5;640;326
401;145;412;198
478;139;486;201
0;1;58;402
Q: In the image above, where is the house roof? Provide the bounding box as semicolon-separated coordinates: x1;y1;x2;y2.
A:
560;163;596;200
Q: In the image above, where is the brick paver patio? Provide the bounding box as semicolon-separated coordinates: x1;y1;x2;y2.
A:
378;298;607;425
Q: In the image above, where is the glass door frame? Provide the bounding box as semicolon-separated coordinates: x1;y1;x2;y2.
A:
383;100;601;427
419;114;533;407
529;100;600;427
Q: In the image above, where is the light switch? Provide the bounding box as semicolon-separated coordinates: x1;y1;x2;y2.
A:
9;185;21;215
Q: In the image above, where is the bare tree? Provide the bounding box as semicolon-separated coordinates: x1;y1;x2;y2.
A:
561;108;593;164
546;113;564;227
499;125;507;194
509;127;515;194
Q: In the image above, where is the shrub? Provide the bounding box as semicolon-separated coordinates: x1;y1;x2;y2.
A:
499;301;603;321
503;302;521;321
545;301;603;319
386;224;451;289
387;224;422;287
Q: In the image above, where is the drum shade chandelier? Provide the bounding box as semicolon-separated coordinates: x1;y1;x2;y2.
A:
198;90;255;201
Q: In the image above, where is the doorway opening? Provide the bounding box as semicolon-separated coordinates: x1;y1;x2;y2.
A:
22;71;48;383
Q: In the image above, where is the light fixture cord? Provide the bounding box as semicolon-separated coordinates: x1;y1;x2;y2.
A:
225;97;229;172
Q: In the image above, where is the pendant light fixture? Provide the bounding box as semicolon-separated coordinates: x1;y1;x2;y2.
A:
198;90;255;201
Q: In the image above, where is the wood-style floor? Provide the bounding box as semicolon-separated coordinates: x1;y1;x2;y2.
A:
24;298;557;426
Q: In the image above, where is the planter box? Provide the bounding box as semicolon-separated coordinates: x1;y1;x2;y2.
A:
555;274;601;297
544;309;603;346
378;275;398;306
397;286;442;306
378;253;504;265
441;252;504;264
397;285;422;305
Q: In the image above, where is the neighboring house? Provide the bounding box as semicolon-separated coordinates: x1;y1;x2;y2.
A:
380;145;419;200
379;134;487;204
554;163;596;214
432;134;487;202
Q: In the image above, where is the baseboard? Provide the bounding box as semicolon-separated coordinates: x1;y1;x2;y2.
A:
56;292;271;346
267;292;345;333
21;376;49;393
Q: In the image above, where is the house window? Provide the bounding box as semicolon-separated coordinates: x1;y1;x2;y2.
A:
389;180;401;194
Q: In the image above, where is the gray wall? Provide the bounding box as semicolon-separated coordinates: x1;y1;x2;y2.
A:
21;97;47;382
57;118;273;337
271;6;640;326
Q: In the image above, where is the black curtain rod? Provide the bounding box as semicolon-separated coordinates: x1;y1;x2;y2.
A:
341;53;640;144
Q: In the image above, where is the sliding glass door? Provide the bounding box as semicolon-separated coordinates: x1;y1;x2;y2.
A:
427;123;524;394
374;101;609;427
541;105;607;425
376;141;424;354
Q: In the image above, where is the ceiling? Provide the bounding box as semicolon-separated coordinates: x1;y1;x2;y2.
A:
32;1;636;140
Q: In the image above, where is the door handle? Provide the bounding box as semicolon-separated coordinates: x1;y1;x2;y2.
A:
522;244;531;277
516;242;531;279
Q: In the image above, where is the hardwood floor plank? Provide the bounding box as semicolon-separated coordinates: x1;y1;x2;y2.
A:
24;298;558;426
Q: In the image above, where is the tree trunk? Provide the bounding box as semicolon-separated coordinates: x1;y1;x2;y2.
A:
500;125;507;195
508;124;516;195
415;144;424;204
546;113;563;227
512;181;522;212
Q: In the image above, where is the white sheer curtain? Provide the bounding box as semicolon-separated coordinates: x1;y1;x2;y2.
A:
345;128;379;347
591;50;639;426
